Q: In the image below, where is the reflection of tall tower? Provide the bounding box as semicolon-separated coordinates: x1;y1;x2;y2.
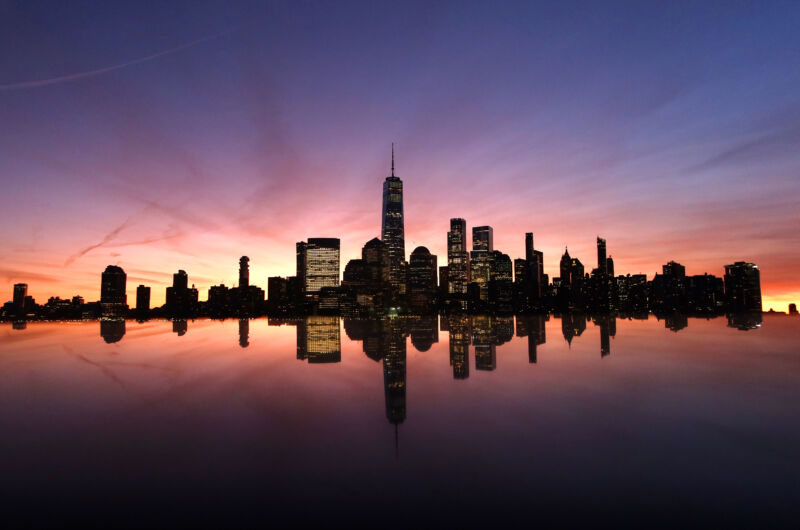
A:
297;316;341;363
446;315;471;379
172;319;188;336
596;315;611;357
472;315;497;371
517;315;546;363
100;319;126;343
383;320;407;426
239;256;250;289
381;144;405;294
239;318;250;348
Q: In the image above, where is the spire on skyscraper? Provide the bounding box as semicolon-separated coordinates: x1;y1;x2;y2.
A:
391;142;395;177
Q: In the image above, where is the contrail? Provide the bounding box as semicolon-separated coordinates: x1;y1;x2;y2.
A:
0;30;231;91
63;217;133;267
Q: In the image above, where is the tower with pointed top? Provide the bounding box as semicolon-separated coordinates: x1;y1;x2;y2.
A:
381;144;406;296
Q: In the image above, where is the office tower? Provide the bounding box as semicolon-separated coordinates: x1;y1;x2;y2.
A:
408;246;438;312
469;225;494;301
789;303;798;315
607;256;615;277
101;265;127;304
472;226;494;252
165;270;199;317
560;249;572;285
724;262;762;311
173;270;188;291
597;237;607;275
438;266;449;295
267;277;292;312
239;256;250;289
301;238;340;297
13;283;27;311
663;261;686;278
135;285;150;313
447;218;470;295
100;265;127;316
381;144;405;293
208;284;231;316
362;237;391;298
525;232;534;262
296;242;307;294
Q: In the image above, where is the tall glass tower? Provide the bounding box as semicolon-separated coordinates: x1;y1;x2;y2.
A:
381;144;405;293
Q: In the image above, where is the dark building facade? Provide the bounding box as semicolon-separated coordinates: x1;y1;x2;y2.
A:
135;285;150;314
100;265;127;316
724;262;762;311
408;246;438;313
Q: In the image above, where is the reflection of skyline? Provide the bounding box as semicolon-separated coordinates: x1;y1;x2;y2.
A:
297;316;341;363
100;319;126;343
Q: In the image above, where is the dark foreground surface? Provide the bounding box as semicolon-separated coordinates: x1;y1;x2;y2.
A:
0;314;798;526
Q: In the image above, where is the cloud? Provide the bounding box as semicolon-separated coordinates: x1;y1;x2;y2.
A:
0;30;232;91
63;218;133;267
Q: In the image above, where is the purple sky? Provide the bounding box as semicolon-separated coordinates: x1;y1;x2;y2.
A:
1;1;799;309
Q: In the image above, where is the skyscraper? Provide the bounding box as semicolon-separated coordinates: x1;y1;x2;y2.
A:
165;270;198;317
724;262;762;311
408;246;438;312
136;285;150;313
100;265;127;316
101;265;127;304
597;237;607;276
447;218;470;295
381;144;405;293
302;238;340;297
13;283;27;312
472;226;494;252
239;256;250;288
525;232;534;262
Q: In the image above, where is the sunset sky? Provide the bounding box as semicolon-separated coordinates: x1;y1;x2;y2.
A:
1;1;799;310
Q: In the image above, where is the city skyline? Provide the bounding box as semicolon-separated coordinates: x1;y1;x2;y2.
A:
2;2;799;311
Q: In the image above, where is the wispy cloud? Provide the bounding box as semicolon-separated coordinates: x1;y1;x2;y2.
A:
0;31;231;91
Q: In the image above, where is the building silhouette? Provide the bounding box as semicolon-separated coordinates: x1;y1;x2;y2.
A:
381;144;406;296
408;246;438;313
239;256;250;288
165;270;199;317
135;285;150;315
724;262;762;311
597;237;607;276
100;265;127;316
13;283;27;312
447;218;470;298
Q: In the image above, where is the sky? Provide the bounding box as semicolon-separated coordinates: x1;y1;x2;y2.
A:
1;0;799;310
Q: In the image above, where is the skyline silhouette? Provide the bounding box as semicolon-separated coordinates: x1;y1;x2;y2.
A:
2;3;799;312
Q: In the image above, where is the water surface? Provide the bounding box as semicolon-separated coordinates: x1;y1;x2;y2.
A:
1;315;798;525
